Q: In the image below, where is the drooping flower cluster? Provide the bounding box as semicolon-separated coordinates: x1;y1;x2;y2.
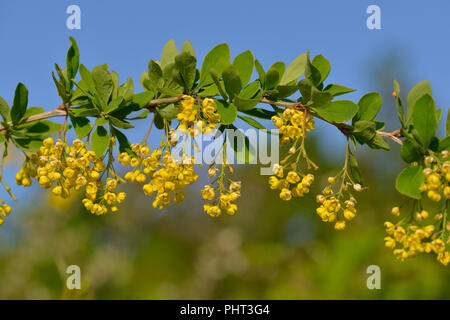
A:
16;137;125;215
385;155;450;266
202;163;241;217
119;143;198;210
268;107;318;204
384;219;450;266
269;164;314;201
315;176;360;230
271;108;315;144
177;95;220;137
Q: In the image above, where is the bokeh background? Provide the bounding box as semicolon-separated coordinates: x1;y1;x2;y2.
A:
0;0;449;299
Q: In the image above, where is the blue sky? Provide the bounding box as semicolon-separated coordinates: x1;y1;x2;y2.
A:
0;0;449;213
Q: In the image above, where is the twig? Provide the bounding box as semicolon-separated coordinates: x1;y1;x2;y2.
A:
0;94;402;145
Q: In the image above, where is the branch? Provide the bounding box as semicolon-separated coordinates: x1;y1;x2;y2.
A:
0;96;183;132
259;97;402;145
0;95;403;146
377;129;403;145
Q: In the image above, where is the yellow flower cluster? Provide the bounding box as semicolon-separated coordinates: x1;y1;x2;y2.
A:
271;108;315;144
202;180;241;217
385;156;450;266
0;201;12;226
268;164;314;201
177;95;220;137
315;177;359;230
119;143;198;210
82;177;126;215
17;137;125;215
419;160;450;202
384;218;450;266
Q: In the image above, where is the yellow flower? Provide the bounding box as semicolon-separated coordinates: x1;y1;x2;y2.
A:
279;188;292;201
334;221;346;230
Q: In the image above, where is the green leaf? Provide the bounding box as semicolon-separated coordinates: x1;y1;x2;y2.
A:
140;72;152;91
154;113;164;129
309;88;332;109
271;85;298;99
446;108;450;136
199;78;222;98
91;126;110;158
52;72;68;101
412;94;437;148
207;68;227;100
12;137;43;153
233;91;262;111
222;65;242;100
215;100;237;125
66;36;79;80
375;120;385;130
393;80;400;95
118;78;134;102
105;96;124;114
109;115;134;129
351;120;376;144
312;100;358;123
157;103;180;121
240;81;261;99
395;165;424;199
367;134;390;151
401;139;421;163
181;40;195;56
237;114;266;130
54;64;70;93
355;92;382;121
18;120;60;136
323;84;356;97
132;91;155;108
199;43;230;88
240;108;276;120
24;108;46;121
111;127;133;155
0;96;10;122
311;54;331;85
70;116;91;139
280;53;306;86
11;82;28;125
111;71;119;99
254;60;266;86
264;67;280;90
160;39;179;70
92;65;113;107
127;109;149;120
304;51;321;87
232;50;254;87
148;60;164;89
175;52;197;90
438;136;450;152
298;78;313;102
93;118;109;126
406;80;432;125
348;148;363;185
69;105;99;117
